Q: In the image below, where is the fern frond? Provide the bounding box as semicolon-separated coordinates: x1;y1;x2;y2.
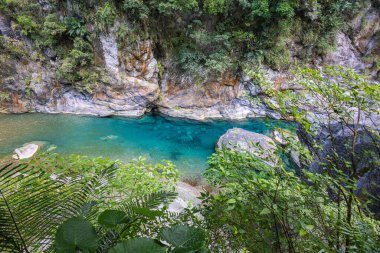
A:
122;191;177;213
0;158;117;252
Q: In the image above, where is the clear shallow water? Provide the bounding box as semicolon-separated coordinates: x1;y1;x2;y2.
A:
0;113;290;173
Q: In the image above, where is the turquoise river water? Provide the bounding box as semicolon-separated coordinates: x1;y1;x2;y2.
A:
0;113;290;173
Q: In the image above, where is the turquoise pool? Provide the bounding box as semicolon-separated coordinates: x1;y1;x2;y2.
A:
0;113;290;173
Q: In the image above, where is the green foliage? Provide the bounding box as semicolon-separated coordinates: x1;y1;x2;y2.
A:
42;14;66;46
276;1;295;18
16;15;38;36
0;156;116;252
109;238;166;253
0;153;185;251
0;91;10;102
123;0;150;21
55;217;98;253
157;0;198;16
57;37;94;87
96;1;117;31
203;0;228;15
223;65;380;251
34;154;179;209
0;0;366;77
202;148;380;252
106;157;179;204
51;185;205;252
63;17;88;39
177;31;235;75
160;225;206;252
55;214;206;253
0;35;28;58
98;210;130;228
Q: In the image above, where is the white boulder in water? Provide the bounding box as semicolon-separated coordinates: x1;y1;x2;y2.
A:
12;143;40;160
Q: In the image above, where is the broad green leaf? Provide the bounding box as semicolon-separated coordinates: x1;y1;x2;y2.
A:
305;225;314;230
133;207;163;218
160;225;205;251
260;208;270;215
108;238;166;253
171;247;210;253
98;210;129;228
55;217;98;253
299;228;307;237
227;199;236;204
226;205;235;211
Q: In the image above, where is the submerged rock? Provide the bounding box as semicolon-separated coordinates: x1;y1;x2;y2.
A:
100;135;119;141
217;128;278;166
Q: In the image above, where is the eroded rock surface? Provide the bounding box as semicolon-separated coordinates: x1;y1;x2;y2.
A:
0;5;379;120
168;182;202;213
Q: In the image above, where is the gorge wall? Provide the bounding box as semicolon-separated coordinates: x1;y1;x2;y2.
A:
0;1;379;121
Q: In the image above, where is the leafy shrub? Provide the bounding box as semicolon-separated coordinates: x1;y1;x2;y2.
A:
275;1;295;18
1;0;366;75
0;35;28;58
201;66;380;251
42;14;66;46
63;17;88;38
57;37;93;85
16;15;38;36
0;91;10;101
157;0;198;15
263;46;292;70
203;0;228;15
106;157;179;204
57;57;77;82
96;1;116;31
123;0;150;21
202;148;380;252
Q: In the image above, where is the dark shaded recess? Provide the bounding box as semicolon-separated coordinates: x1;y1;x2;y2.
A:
298;123;380;218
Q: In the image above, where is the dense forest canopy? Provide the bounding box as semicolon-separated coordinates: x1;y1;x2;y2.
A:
0;0;373;79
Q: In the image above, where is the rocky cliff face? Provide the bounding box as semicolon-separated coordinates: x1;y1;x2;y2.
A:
0;2;379;120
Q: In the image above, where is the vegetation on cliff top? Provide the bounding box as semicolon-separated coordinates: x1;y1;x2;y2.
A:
0;0;373;82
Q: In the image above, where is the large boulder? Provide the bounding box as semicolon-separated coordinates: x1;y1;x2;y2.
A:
216;128;278;166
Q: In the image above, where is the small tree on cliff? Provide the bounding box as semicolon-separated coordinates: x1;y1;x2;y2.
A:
266;66;380;251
